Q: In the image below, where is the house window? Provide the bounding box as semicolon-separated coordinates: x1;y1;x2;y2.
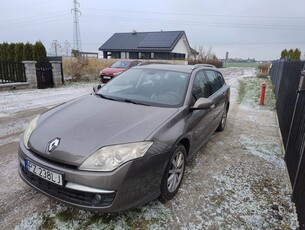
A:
151;53;154;59
121;52;129;59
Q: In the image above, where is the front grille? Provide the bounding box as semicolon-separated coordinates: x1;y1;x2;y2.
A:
30;148;78;170
20;165;116;207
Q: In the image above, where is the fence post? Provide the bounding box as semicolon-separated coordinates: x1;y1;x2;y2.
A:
259;81;266;106
50;61;63;87
22;61;37;88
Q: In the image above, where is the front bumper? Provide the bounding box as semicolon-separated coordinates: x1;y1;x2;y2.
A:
100;75;113;83
18;140;170;212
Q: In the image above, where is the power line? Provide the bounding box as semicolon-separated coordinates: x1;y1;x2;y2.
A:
0;1;48;12
0;14;71;30
0;11;71;28
82;7;305;20
71;0;82;51
81;13;305;31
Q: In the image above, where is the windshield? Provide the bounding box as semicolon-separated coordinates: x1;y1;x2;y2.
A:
97;68;190;107
110;61;132;69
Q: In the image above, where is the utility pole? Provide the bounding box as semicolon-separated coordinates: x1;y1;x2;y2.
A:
71;0;82;51
51;40;63;56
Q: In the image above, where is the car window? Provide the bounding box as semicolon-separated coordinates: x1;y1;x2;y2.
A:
110;61;131;68
217;72;225;86
130;62;140;67
98;68;190;107
205;70;223;94
192;70;212;102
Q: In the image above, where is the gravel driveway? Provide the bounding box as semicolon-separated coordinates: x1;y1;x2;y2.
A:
0;68;299;229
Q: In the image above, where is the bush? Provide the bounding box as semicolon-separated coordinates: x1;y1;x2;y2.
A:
188;47;223;68
15;43;24;62
257;64;270;75
256;73;268;79
33;41;47;62
7;43;15;61
0;42;9;61
23;42;33;61
63;57;113;81
69;58;89;81
188;58;223;68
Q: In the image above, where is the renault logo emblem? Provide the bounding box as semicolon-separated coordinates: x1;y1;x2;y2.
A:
48;138;60;152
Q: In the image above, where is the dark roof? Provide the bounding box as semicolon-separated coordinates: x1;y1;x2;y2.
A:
99;31;188;52
190;47;199;55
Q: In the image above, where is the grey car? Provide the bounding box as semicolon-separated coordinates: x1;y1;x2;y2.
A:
18;64;230;212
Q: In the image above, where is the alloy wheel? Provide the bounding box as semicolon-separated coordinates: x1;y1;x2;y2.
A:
167;150;185;193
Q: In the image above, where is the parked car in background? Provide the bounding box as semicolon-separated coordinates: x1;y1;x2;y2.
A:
19;64;230;212
99;60;142;83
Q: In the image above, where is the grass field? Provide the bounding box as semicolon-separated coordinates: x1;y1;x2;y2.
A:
224;62;261;68
238;76;276;110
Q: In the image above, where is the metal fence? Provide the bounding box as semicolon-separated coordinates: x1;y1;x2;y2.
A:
0;61;26;83
270;60;305;228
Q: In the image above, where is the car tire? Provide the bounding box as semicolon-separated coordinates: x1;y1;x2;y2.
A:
216;108;228;132
160;144;186;200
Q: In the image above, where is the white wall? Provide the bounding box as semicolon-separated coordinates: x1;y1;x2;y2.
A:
172;34;191;57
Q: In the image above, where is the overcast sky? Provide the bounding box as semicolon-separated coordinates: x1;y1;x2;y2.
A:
1;0;304;60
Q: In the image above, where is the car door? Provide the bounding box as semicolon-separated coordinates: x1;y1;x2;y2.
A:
204;70;226;129
187;70;215;157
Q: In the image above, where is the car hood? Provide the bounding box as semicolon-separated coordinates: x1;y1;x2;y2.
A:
100;67;126;75
28;95;178;166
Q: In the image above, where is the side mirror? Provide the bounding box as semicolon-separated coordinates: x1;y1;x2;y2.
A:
191;98;215;110
93;84;102;93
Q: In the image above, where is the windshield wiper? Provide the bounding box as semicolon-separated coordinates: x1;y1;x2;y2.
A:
96;94;150;106
123;99;150;106
95;93;118;102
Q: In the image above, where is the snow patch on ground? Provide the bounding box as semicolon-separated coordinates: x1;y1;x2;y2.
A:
0;83;92;117
240;133;285;168
14;201;171;230
184;161;298;229
15;212;44;230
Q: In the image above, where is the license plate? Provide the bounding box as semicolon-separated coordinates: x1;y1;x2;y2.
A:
25;159;63;186
103;76;111;80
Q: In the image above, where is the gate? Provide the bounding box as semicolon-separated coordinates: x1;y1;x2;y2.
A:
36;62;54;89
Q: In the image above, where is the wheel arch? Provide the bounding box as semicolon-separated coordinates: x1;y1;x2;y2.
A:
179;138;190;157
226;101;230;112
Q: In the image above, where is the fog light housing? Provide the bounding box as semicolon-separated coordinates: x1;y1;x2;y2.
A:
93;194;103;204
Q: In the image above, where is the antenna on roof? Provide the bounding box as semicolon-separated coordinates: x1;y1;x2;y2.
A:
132;29;137;35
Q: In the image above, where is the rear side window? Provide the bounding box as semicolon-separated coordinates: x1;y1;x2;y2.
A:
192;70;212;101
217;72;225;86
205;70;224;94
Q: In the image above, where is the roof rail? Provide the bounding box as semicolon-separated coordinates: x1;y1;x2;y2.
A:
191;64;216;70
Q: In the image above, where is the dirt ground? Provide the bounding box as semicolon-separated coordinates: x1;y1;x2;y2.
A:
0;68;299;229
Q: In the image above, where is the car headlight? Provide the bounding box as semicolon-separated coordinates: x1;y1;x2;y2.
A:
79;142;153;172
23;116;39;149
